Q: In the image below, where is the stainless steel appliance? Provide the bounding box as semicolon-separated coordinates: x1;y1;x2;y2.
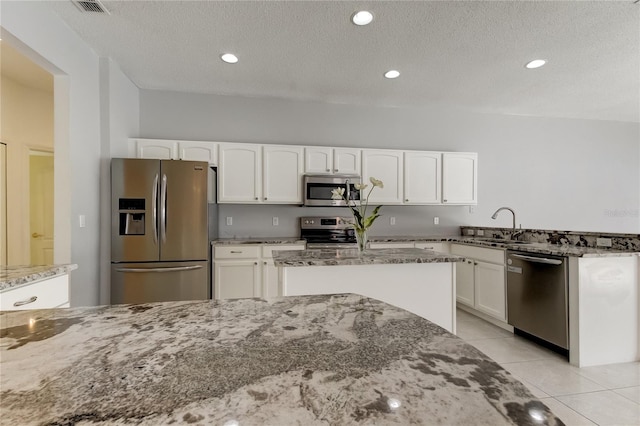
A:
300;216;357;248
111;158;209;304
506;250;569;352
303;174;361;207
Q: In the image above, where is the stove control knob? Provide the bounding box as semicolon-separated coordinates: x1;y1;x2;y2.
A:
310;220;315;224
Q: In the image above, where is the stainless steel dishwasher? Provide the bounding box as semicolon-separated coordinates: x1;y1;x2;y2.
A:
506;251;569;352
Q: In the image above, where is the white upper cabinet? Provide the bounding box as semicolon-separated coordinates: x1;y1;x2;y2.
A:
333;148;361;175
218;143;262;203
263;145;304;203
178;141;218;165
362;149;404;204
404;151;441;204
134;139;177;159
442;152;478;205
304;147;333;173
304;147;361;175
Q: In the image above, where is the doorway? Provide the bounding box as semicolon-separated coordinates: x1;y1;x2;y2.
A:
29;150;54;264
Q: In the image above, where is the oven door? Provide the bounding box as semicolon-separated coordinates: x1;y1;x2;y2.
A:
304;176;361;206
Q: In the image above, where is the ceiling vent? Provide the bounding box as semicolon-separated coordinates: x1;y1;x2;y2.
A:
72;0;110;14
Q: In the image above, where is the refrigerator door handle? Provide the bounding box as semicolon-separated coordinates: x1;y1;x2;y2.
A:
152;173;159;244
160;174;167;243
115;265;203;273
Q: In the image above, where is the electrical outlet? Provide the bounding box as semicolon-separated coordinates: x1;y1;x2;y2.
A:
390;217;396;225
272;217;279;226
477;229;484;236
226;217;233;226
433;217;439;225
596;237;612;247
466;229;475;235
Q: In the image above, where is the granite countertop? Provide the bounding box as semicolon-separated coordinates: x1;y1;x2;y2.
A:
212;237;306;245
273;248;465;267
368;236;639;258
0;264;78;292
0;294;561;425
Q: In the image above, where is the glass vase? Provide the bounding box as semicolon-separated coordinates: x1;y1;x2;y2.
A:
354;228;368;252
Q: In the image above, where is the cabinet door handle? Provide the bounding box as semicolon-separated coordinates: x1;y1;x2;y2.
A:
255;197;258;200
263;262;267;265
13;296;38;307
264;197;267;200
443;199;448;202
230;250;243;254
254;262;258;265
405;199;409;202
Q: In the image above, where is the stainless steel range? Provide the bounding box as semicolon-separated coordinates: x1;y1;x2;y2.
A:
300;217;357;249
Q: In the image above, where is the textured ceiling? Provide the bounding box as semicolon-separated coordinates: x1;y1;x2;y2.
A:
40;0;640;122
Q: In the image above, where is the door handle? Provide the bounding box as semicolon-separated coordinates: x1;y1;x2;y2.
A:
511;253;563;265
152;173;158;245
13;296;38;307
31;233;43;238
160;174;167;243
115;265;202;273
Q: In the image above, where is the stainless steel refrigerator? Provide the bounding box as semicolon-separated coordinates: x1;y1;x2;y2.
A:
111;158;209;304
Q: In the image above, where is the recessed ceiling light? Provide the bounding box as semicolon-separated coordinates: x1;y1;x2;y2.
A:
525;59;546;69
352;11;373;26
384;70;400;79
220;53;238;64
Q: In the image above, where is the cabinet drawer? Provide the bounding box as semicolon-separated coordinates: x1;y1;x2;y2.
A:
451;244;505;265
0;275;69;311
262;244;305;258
214;245;261;259
415;242;449;253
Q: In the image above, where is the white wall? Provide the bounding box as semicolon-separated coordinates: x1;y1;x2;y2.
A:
1;2;138;307
140;90;640;235
99;58;140;304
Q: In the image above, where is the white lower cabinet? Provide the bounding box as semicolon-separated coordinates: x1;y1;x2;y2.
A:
451;244;506;322
213;243;305;300
0;274;70;311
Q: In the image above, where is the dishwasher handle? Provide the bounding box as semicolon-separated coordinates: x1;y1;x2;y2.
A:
511;253;563;265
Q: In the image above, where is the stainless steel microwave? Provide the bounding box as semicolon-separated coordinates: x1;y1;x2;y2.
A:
303;174;361;207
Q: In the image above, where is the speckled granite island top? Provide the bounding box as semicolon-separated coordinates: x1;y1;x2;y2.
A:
0;264;77;291
273;248;465;267
0;294;561;425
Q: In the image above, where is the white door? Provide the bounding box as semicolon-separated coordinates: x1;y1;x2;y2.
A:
178;141;218;165
474;261;506;320
218;143;262;203
455;259;475;307
29;150;54;265
135;139;177;159
404;151;441;204
304;147;332;174
442;153;477;204
263;145;304;203
214;261;260;299
333;148;361;175
362;149;403;204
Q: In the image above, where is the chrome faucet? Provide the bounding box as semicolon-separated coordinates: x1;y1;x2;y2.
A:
491;207;523;240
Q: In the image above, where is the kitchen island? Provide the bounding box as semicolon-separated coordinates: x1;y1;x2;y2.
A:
0;294;562;425
274;248;464;333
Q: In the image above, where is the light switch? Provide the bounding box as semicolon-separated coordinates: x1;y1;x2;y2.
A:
79;215;86;228
390;217;396;225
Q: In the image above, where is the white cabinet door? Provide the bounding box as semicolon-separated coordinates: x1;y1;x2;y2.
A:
333;148;361;175
442;152;478;205
214;260;260;299
474;261;506;321
262;261;280;298
404;151;441;204
304;147;333;174
362;149;403;204
263;145;304;203
134;139;177;159
218;143;262;203
178;141;218;165
455;260;475;307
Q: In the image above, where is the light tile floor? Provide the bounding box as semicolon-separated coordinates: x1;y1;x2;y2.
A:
456;309;640;426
